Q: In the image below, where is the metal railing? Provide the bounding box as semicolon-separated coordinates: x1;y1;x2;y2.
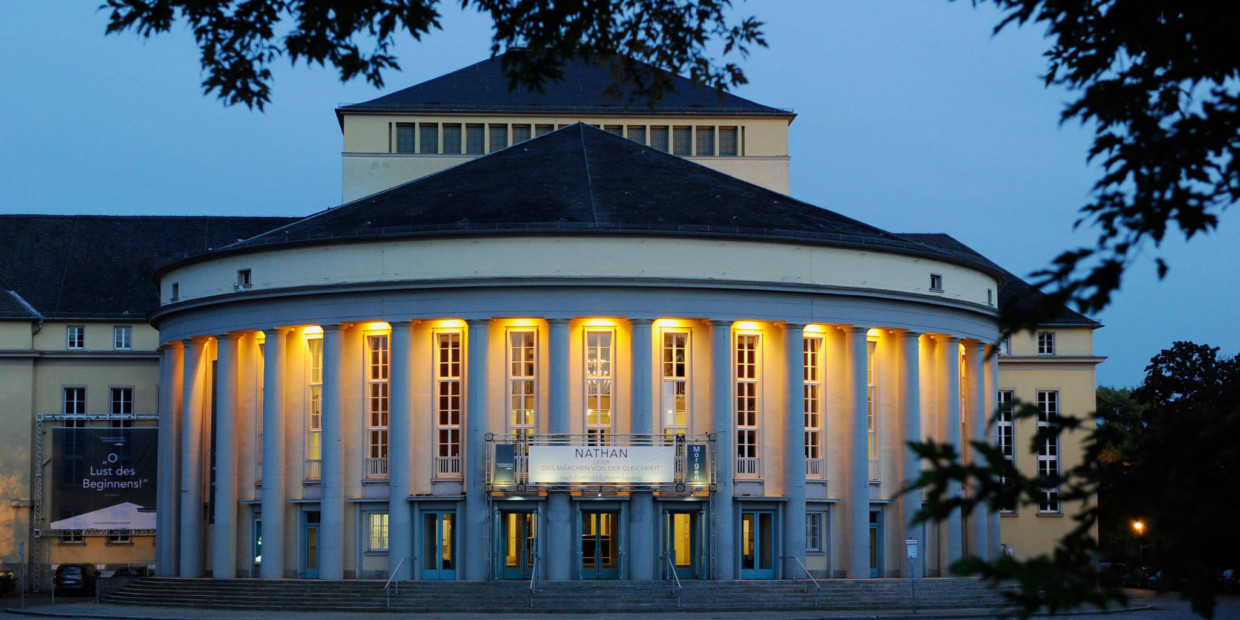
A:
735;456;760;478
528;552;539;608
664;552;683;608
805;458;825;479
366;457;390;479
436;455;462;477
384;556;409;608
783;555;821;606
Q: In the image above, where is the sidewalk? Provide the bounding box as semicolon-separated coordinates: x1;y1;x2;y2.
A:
3;592;1151;620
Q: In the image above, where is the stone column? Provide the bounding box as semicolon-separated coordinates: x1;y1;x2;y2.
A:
212;333;240;579
546;319;572;580
157;343;184;576
941;336;964;567
260;328;289;579
708;320;735;579
388;322;415;580
845;326;871;578
179;337;206;577
464;319;491;580
782;324;807;579
986;347;1002;558
899;331;923;576
628;319;655;580
965;340;989;560
319;325;345;580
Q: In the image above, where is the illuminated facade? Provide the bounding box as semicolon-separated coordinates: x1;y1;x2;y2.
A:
151;123;1009;580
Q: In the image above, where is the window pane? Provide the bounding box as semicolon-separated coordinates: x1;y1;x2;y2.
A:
396;125;416;153
695;126;714;156
489;125;508;152
719;127;738;156
442;124;462;154
650;127;669;152
512;124;531;144
535;124;554;137
419;124;438;154
627;126;646;145
466;125;485;154
672;127;691;155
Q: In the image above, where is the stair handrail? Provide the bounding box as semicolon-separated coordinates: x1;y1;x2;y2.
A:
664;551;682;608
783;555;820;606
384;556;410;608
528;551;539;608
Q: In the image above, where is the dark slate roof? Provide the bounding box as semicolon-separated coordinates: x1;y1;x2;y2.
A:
337;50;792;117
220;125;996;277
0;287;39;320
0;216;296;320
900;233;1101;328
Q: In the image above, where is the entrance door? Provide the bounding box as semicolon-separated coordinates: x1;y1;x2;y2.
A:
580;511;619;579
500;510;537;579
421;511;456;580
303;511;320;579
869;509;883;578
740;510;775;579
663;510;700;579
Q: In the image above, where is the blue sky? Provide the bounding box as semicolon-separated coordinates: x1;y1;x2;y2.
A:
2;1;1236;388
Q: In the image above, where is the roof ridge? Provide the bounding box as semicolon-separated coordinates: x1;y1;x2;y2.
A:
577;124;600;225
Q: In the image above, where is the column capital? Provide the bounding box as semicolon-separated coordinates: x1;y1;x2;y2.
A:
264;326;293;337
707;319;733;328
845;324;872;336
465;318;491;328
320;323;344;333
901;330;922;341
940;333;961;345
546;317;572;326
783;322;806;331
628;318;654;327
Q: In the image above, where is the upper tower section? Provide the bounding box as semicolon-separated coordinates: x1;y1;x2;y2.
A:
336;50;796;202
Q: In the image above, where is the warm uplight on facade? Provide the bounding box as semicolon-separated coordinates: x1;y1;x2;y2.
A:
361;321;392;331
583;318;618;327
804;323;825;333
508;318;538;327
303;325;324;336
734;321;761;331
866;328;882;339
433;318;466;329
654;318;692;328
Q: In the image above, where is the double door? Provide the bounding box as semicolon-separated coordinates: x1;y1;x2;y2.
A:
580;510;619;579
421;511;456;580
663;510;702;579
740;510;775;579
500;510;537;579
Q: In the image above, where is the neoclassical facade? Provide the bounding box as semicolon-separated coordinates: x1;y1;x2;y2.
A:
151;125;1006;581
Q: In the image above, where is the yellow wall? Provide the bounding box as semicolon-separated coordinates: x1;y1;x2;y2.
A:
998;325;1101;560
339;114;794;199
162;236;999;312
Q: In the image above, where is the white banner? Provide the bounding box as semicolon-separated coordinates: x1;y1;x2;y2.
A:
528;446;676;484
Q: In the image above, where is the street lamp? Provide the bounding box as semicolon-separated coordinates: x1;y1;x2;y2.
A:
1133;520;1145;572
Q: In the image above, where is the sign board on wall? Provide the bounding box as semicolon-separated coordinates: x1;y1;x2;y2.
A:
49;428;157;530
529;446;675;484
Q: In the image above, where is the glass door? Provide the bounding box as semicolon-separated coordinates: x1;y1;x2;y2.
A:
869;509;883;578
500;510;537;579
303;511;320;579
421;511;456;580
663;510;700;579
580;511;620;579
740;510;775;579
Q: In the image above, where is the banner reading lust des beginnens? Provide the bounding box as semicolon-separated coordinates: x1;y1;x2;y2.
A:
529;446;675;484
50;427;157;531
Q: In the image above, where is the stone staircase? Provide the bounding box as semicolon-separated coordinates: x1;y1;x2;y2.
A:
105;577;1014;614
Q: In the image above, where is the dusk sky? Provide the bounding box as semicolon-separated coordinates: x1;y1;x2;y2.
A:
3;1;1237;390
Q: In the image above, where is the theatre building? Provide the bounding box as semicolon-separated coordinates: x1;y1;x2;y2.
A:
151;118;1009;581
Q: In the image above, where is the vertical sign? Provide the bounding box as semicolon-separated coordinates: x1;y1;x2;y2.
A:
493;444;516;485
686;444;708;486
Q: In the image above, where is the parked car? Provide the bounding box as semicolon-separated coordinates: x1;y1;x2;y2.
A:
1219;568;1237;594
1098;562;1129;587
109;566;150;578
53;564;98;596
